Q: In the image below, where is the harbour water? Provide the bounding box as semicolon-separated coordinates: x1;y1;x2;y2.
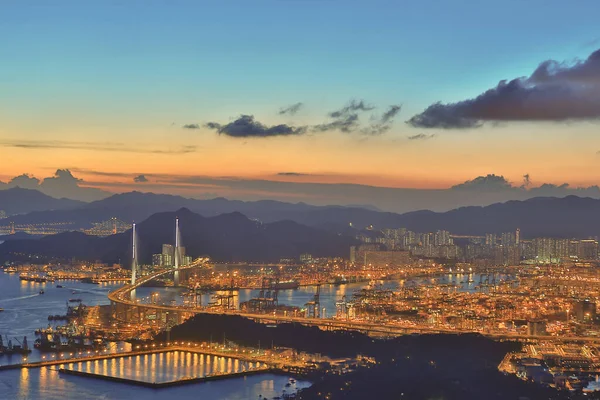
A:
133;272;515;317
0;368;307;400
0;273;310;399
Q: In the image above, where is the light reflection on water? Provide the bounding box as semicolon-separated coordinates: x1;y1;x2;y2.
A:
64;351;265;383
0;367;309;400
0;274;311;399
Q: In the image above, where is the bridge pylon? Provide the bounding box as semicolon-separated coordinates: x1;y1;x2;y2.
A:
131;222;138;285
174;217;182;286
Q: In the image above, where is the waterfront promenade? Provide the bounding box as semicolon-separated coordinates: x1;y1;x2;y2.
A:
0;341;305;371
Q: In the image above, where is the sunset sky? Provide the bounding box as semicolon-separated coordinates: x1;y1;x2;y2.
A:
1;0;600;203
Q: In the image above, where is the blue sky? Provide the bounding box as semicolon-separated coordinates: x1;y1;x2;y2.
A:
1;0;600;205
2;0;598;120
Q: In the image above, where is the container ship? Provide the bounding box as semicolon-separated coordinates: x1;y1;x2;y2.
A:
270;280;300;290
19;274;53;283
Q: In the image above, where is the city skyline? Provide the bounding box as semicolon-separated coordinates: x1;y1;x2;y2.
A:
4;2;600;399
2;1;600;207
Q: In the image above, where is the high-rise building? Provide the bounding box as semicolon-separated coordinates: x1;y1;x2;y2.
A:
300;253;313;263
578;239;598;260
501;232;516;246
485;233;497;246
434;230;451;246
574;300;597;322
162;244;174;257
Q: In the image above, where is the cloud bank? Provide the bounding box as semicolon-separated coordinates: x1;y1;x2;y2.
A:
409;48;600;128
0;169;110;202
36;169;600;214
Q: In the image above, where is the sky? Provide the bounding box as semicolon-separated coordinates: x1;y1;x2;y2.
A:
1;0;600;210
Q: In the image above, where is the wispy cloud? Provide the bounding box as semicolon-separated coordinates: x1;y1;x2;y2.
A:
182;123;200;129
277;172;315;176
363;104;402;135
0;140;197;154
407;133;436;140
278;102;303;115
314;99;374;133
204;100;402;138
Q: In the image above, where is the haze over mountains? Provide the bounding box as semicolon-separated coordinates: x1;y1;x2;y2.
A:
3;187;600;239
0;188;83;215
0;208;357;264
4;170;600;214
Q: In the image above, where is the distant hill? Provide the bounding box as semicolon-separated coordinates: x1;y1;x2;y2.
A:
389;195;600;238
0;188;84;216
5;191;387;229
0;208;358;263
5;190;600;238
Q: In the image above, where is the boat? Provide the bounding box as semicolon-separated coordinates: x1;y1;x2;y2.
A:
39;290;44;295
0;308;3;312
19;274;49;283
68;298;82;303
3;267;17;273
270;280;300;290
329;276;349;285
56;285;63;288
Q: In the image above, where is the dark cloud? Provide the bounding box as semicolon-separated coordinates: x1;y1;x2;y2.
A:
0;139;196;154
182;123;200;129
211;100;400;137
205;115;307;138
134;175;148;183
278;102;303;115
407;133;436;140
409;48;600;128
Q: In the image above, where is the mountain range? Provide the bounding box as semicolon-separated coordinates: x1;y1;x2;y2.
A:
0;188;84;215
3;188;600;238
0;208;357;263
